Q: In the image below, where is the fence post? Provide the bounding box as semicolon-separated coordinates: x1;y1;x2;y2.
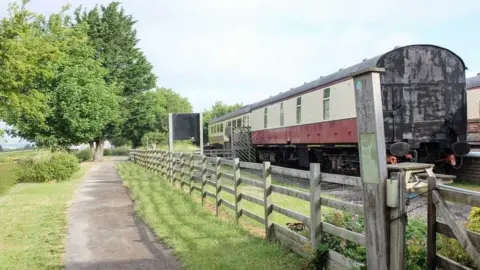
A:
309;163;321;249
169;152;174;185
153;151;159;173
189;152;194;195
389;172;406;270
179;152;184;188
160;152;165;177
233;158;241;223
201;155;207;205
215;157;221;216
352;68;389;269
148;150;153;170
427;176;437;270
263;161;273;239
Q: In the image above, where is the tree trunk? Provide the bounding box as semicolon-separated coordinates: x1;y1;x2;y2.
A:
89;141;95;158
93;138;105;161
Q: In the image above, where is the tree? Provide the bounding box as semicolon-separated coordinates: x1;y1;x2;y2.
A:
202;101;243;141
74;2;157;160
121;88;192;148
141;130;167;149
0;144;3;152
0;1;118;150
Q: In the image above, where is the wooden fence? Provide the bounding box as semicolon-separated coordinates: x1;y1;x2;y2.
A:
129;149;366;269
424;176;480;269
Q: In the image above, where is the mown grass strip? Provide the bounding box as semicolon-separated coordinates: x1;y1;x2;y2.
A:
0;163;91;270
117;162;306;270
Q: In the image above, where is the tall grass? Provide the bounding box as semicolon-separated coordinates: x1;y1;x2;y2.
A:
0;162;19;195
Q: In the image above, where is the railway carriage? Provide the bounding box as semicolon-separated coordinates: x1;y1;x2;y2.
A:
208;106;251;149
209;44;471;175
466;75;480;142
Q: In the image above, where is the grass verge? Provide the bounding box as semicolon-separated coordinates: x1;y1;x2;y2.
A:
0;162;91;270
0;162;19;196
117;162;306;270
450;180;480;192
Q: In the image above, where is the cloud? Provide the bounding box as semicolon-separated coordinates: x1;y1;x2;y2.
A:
1;0;479;114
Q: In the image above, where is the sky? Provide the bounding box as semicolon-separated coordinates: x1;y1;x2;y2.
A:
1;0;480;147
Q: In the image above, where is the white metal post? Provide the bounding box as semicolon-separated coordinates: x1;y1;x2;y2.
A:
199;113;204;155
168;113;173;152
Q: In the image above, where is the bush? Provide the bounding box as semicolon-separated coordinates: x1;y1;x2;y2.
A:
75;149;92;162
17;152;79;183
405;218;427;269
110;146;130;156
320;210;430;269
437;207;480;268
103;148;112;156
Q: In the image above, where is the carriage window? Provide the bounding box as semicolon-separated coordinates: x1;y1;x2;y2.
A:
243;116;246;126
237;119;241;127
323;88;330;120
228;121;231;127
232;120;236;128
280;102;284;126
220;123;224;132
296;97;302;124
264;107;268;128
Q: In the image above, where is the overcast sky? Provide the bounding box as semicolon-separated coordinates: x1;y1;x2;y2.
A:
1;0;480;147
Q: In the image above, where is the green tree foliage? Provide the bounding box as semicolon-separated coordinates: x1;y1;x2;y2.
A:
122;88;192;148
74;2;156;96
0;1;118;150
202;101;243;140
74;1;157;159
141;131;167;149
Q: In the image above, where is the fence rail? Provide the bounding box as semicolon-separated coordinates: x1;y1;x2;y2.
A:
129;149;365;269
425;176;480;269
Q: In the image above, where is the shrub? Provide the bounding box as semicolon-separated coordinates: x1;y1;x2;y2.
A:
103;148;112;156
75;149;92;162
17;152;79;183
0;162;19;195
437;207;480;268
405;218;427;270
321;210;367;264
320;210;430;269
110;146;130;156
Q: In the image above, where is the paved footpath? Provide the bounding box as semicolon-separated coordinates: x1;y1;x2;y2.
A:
65;158;181;270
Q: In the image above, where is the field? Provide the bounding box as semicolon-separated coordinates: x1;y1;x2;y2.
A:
0;150;48;195
117;162;308;270
157;141;200;152
0;163;91;269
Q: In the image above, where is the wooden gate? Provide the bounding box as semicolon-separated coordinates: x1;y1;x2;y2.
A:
425;176;480;269
231;126;256;162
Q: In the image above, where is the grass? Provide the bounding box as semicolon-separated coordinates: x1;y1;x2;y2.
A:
213;165;311;233
117;162;307;270
0;149;48;163
0;162;19;196
450;180;480;192
0;162;91;270
157;141;199;152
